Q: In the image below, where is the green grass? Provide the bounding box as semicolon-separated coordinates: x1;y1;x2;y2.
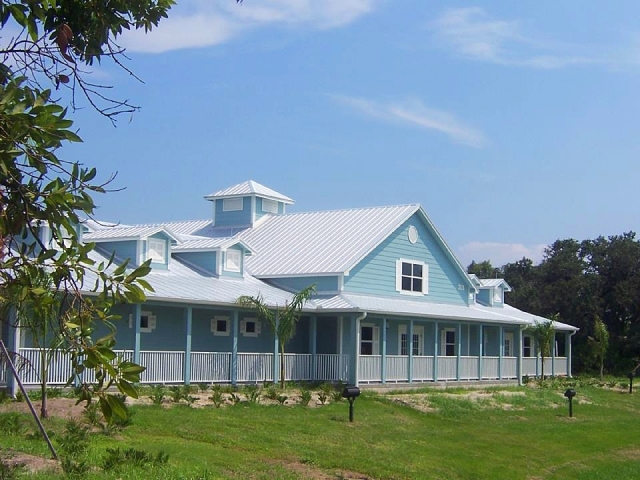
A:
1;382;640;479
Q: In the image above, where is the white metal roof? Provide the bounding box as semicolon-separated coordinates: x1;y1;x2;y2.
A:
239;204;420;276
204;180;294;204
478;278;512;291
83;225;181;243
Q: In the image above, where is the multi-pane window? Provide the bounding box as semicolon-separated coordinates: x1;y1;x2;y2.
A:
504;333;514;357
396;259;428;295
523;336;532;357
399;326;424;356
441;329;456;356
148;238;166;263
360;325;379;355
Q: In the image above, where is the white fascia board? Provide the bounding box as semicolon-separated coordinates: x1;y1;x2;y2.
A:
252;272;343;279
171;247;221;254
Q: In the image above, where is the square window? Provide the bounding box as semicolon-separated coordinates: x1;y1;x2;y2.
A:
211;316;230;336
148;238;166;263
130;311;156;333
222;197;243;212
241;318;261;337
396;259;428;295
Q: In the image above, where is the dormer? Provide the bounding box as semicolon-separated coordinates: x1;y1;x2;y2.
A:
172;238;252;277
204;180;293;228
470;276;512;308
83;225;181;270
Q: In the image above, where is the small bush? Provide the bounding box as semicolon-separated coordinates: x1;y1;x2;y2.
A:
244;384;261;403
300;390;312;406
149;384;166;405
0;413;27;435
265;386;279;401
83;402;103;427
277;395;288;405
317;392;328;405
230;393;242;405
0;460;25;480
169;386;184;403
209;390;224;408
198;383;210;392
57;419;90;457
102;447;169;472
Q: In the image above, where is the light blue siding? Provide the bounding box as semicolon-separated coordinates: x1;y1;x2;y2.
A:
95;240;138;267
267;276;338;293
147;233;171;271
214;197;252;227
173;251;217;275
477;289;490;306
343;214;468;304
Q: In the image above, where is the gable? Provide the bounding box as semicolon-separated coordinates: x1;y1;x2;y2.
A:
343;213;471;305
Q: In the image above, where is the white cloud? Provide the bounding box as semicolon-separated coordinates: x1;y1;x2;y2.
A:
457;241;546;268
120;0;378;53
430;7;608;69
330;94;486;148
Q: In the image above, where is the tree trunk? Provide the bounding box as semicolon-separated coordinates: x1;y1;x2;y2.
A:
40;353;48;419
279;343;285;390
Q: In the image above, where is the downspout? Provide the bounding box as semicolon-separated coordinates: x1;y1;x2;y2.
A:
517;324;526;386
351;311;367;386
568;330;577;378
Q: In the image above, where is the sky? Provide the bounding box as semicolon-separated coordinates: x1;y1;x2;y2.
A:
61;1;640;268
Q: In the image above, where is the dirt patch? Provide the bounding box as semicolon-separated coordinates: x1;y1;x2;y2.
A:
282;459;373;480
0;449;60;474
388;390;527;412
0;397;85;420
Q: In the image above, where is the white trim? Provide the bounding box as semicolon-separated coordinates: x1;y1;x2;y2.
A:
262;198;278;214
211;315;230;336
148;237;167;263
504;332;514;356
396;258;428;296
130;311;156;333
440;328;456;356
493;287;503;304
360;323;379;355
240;318;261;337
222;197;243;212
408;225;419;244
398;325;424;356
224;249;242;273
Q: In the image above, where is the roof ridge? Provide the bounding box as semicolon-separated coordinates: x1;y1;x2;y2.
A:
274;203;420;218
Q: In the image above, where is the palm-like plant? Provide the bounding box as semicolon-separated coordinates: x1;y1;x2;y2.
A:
237;285;316;389
527;316;556;381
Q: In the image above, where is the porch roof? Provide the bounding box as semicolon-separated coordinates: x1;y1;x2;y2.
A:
310;293;578;331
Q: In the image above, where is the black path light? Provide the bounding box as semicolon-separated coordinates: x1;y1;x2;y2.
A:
342;386;361;422
564;388;577;418
628;372;635;394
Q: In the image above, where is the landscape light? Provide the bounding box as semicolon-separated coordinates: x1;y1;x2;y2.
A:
564;388;577;418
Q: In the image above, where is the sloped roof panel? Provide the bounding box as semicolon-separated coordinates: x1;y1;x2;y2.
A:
205;180;294;204
83;225;180;242
239;204;419;276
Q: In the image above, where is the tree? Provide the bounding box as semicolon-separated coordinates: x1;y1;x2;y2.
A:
237;285;316;389
0;0;178;421
526;317;555;381
467;260;501;279
588;315;609;380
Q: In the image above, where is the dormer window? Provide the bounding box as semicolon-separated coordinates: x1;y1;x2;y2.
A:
262;199;278;214
225;249;241;272
148;238;167;263
223;197;243;212
396;259;428;295
493;288;502;304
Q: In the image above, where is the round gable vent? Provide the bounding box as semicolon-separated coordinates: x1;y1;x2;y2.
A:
408;225;419;244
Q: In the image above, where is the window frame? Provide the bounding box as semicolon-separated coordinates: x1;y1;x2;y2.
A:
147;237;167;263
262;198;278;214
493;287;503;304
440;328;456;356
222;197;243;212
503;332;514;357
398;325;424;356
395;258;429;296
211;315;230;336
360;324;379;356
240;318;261;337
130;310;156;333
224;249;242;272
523;335;532;357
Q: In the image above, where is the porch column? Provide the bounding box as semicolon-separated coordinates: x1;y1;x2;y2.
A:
231;311;239;386
567;332;573;377
8;307;20;397
551;331;556;377
381;318;387;384
348;315;361;386
273;313;280;385
478;326;483;380
408;320;414;383
498;326;504;380
433;322;439;382
309;316;317;381
183;307;193;385
517;326;524;386
456;323;462;381
133;304;142;365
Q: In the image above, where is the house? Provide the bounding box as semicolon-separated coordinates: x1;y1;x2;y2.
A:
2;180;577;391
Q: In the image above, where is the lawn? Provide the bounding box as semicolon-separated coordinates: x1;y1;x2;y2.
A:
1;379;639;479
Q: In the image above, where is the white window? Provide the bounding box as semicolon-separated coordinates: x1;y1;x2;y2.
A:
396;259;428;295
211;316;230;336
262;199;278;214
493;287;502;304
225;249;241;272
399;325;424;356
148;238;166;263
504;332;514;357
360;324;379;355
130;311;156;333
240;318;261;337
523;336;532;357
441;328;456;356
222;197;243;212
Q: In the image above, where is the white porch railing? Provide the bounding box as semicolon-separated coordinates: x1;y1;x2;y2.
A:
359;355;381;383
191;352;231;383
460;356;479;380
386;355;408;382
554;357;568;376
315;354;349;382
482;356;499;379
437;356;457;380
502;357;517;379
18;348;75;385
140;351;185;384
522;357;538;376
284;354;312;381
413;356;434;381
237;353;273;383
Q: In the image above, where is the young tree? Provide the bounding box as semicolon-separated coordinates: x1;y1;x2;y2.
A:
237;285;316;389
0;0;179;421
526;317;556;382
588;315;609;380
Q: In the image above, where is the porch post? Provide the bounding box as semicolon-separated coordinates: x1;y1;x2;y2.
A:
478;325;483;380
133;304;141;365
567;332;573;377
517;326;524;386
551;331;556;377
498;326;504;380
408;319;414;383
8;307;20;397
348;315;361;386
273;313;280;385
456;323;462;381
184;307;193;385
433;322;439;382
231;311;238;386
309;316;317;381
381;317;387;384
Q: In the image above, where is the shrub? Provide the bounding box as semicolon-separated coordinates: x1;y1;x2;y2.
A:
0;413;26;435
102;447;169;472
300;390;312;406
149;384;166;405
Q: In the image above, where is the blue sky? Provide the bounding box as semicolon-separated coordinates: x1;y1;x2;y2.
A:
63;1;640;268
